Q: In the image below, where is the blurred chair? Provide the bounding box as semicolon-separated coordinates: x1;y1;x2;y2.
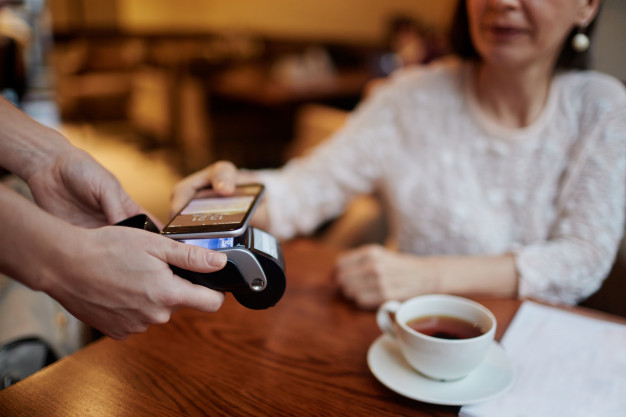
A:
51;38;143;120
284;103;348;159
580;213;626;317
0;34;26;103
580;248;626;318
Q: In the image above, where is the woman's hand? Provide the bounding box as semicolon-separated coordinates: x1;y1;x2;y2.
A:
335;244;439;309
170;161;268;227
170;161;240;217
336;244;519;309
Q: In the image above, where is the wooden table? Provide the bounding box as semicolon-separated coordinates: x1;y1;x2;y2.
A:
0;240;622;416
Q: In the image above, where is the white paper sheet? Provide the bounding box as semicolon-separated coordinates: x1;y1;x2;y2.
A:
459;301;626;417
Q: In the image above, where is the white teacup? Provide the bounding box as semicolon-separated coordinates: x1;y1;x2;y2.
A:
376;294;496;381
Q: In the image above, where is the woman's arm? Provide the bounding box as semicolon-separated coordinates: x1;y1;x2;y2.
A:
170;80;405;241
336;245;517;308
514;106;626;304
338;100;626;308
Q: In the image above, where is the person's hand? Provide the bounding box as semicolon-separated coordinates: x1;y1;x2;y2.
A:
40;225;227;340
170;161;269;228
26;147;145;228
335;244;439;309
0;98;144;228
170;160;240;217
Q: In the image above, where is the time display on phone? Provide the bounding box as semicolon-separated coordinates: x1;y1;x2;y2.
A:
169;186;258;228
161;183;264;239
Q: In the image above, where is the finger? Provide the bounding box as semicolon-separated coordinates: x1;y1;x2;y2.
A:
340;277;360;300
337;268;384;308
355;290;383;310
170;169;211;216
169;278;225;313
165;241;228;273
170;161;237;216
336;245;381;270
336;256;376;285
339;274;381;309
337;266;376;300
99;182;144;225
211;161;238;195
160;241;226;312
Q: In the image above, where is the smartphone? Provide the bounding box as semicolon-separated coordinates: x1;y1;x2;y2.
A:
161;183;265;239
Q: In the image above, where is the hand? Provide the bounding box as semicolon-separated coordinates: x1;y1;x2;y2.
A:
0;99;145;228
335;244;439;309
170;160;239;217
26;147;145;228
40;225;227;340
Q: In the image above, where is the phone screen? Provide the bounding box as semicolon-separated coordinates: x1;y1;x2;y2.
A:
181;237;235;249
162;183;264;238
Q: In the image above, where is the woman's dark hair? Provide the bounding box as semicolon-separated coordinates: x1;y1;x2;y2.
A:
448;0;601;70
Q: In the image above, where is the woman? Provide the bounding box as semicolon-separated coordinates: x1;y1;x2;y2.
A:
172;0;625;308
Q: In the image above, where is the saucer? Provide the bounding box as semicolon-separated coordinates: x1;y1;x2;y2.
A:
367;335;514;406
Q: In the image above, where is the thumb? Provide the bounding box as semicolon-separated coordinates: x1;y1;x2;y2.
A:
161;239;227;313
101;187;144;225
166;241;228;273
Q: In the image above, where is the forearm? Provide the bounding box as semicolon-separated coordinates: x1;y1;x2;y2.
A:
337;245;519;308
0;97;74;180
429;253;519;298
0;185;76;291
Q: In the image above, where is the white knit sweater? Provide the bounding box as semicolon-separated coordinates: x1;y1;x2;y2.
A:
256;58;626;305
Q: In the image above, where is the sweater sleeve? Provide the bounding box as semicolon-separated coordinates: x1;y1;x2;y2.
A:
254;83;402;240
515;104;626;304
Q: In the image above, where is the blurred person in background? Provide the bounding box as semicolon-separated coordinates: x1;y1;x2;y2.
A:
375;14;445;77
366;14;447;94
172;0;624;309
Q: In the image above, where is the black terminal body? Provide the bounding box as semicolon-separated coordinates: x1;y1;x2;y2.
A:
115;214;286;310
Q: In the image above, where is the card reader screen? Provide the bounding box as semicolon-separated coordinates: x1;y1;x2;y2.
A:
182;238;234;249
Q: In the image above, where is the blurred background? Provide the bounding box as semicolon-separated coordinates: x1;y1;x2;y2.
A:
1;0;625;315
1;0;464;222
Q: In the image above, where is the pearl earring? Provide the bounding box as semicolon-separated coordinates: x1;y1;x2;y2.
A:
572;25;590;52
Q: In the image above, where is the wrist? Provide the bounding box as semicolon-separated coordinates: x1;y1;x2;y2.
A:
431;254;519;297
0;187;79;292
381;252;441;300
0;98;74;180
422;256;446;293
19;130;74;182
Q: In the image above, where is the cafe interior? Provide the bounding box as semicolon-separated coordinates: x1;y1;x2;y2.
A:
1;0;626;415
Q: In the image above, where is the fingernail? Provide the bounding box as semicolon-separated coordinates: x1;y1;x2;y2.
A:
207;252;227;268
215;180;228;191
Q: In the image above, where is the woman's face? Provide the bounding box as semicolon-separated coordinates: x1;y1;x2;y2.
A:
466;0;597;69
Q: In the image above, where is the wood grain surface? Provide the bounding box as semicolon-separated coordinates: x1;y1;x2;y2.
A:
0;239;591;416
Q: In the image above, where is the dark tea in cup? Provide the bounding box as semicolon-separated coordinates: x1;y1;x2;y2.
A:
407;315;486;340
377;295;496;380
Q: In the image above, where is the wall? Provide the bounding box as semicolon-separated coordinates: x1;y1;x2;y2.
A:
48;0;624;80
49;0;120;31
50;0;458;43
592;0;626;81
